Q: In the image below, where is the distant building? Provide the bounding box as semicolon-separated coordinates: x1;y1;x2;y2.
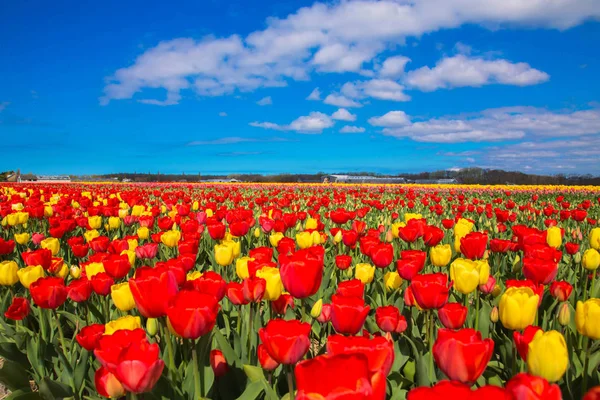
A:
324;174;407;184
200;178;241;183
20;174;71;183
413;178;458;184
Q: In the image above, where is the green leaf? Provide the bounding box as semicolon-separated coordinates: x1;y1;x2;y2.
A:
0;359;31;391
4;389;41;400
243;364;265;382
0;341;28;364
38;377;73;400
236;380;264;400
73;350;89;393
214;327;242;367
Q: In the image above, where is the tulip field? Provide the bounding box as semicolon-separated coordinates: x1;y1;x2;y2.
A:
2;182;600;400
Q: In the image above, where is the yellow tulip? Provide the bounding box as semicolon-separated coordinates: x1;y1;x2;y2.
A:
404;213;422;222
355;263;375;284
576;299;600;340
14;233;30;245
88;216;102;230
527;330;568;382
56;263;69;279
41;237;60;256
296;231;314;249
305;217;318;230
118;209;129;219
590;228;600;250
161;230;181;247
44;206;53;217
111;283;135;311
430;244;452;267
86;262;105;279
583;249;600;270
269;232;284;247
17;265;45;288
192;201;199;211
391;222;405;238
121;249;136;266
146;318;158;336
127;239;138;251
499;287;539;330
187;271;202;281
228;240;241;258
310;230;322;245
383;271;402;291
108;216;121;230
450;258;490;294
546;226;562;249
253;227;261;238
105;316;142;335
70;265;81;279
236;257;253;279
205;209;214;217
0;261;19;286
311;299;323;318
131;205;145;217
84;229;100;243
256;266;283;301
137;226;149;240
333;230;343;244
454;218;474;238
215;243;235;266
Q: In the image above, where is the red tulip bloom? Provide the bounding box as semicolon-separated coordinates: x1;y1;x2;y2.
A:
442;219;455;229
0;238;15;255
258;344;280;371
271;293;294;315
242;277;266;303
95;366;126;399
279;246;324;299
207;222;226;240
335;254;353;270
375;305;407;333
71;243;90;258
94;329;164;394
185;271;227;301
410;273;451;310
433;328;494;385
166;290;219;339
490;239;513;253
258;319;310;365
505;373;562;400
479;275;497;295
295;354;374;399
584;387;600;400
4;297;29;320
316;303;332;324
90;236;111;253
565;242;580;255
76;323;106;351
68;278;92;302
91;273;115;296
370;242;394;268
423;226;445;246
135;243;159;259
513;325;542;361
460;232;488;260
30;277;68;309
407;381;506;400
550;281;573;302
330;294;370;335
226;282;249;305
103;254;131;280
327;334;394;377
210;349;229;377
398;225;420;243
229;220;250;237
22;248;52;269
522;257;558;285
249;247;273;262
336;279;365;298
438;303;468;329
129;267;178;318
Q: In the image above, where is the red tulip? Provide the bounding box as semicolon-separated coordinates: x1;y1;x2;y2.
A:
336;279;365;298
479;275;497;295
460;232;488;260
327;334;394;377
271;293;294;315
242;277;266;303
91;273;115;296
438;303;468;329
95;366;126;399
76;323;106;351
166;290;219;339
210;349;229;377
295;354;374;399
94;329;164;394
316;303;332;324
423;226;445;246
410;273;451;310
370;242;394;268
584;387;600;400
22;248;52;269
549;281;573;302
257;344;280;371
129;266;178;318
335;254;353;270
442;219;455;229
279;246;324;299
103;254;131;280
375;305;407;333
433;328;494;385
505;373;562;400
0;238;15;255
135;243;159;259
258;319;310;365
226;282;249;305
4;297;29;320
407;381;506;400
513;325;542;361
565;242;580;255
490;239;513;253
184;271;226;301
330;294;370;335
30;277;68;309
249;247;273;262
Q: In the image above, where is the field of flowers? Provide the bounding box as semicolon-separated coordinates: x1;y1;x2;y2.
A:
0;182;600;399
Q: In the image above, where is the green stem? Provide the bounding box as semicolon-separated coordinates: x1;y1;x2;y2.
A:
512;343;517;378
474;291;480;331
53;310;77;397
428;311;435;384
591;273;596;299
287;365;295;397
128;393;138;400
192;340;202;398
248;303;254;363
582;337;591;394
162;318;177;382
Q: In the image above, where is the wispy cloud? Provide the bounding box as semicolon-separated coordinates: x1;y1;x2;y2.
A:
250;111;334;134
256;96;272;106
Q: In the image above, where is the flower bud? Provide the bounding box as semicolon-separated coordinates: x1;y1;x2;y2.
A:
574;252;582;264
558;303;570;327
333;230;343;244
490;306;499;323
311;299;323;319
146;318;158;336
70;265;81;279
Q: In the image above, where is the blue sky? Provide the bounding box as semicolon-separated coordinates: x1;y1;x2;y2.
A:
1;0;599;176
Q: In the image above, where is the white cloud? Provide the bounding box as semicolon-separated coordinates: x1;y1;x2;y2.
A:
340;79;410;102
101;0;598;104
340;126;366;133
0;102;10;112
256;96;272;106
378;56;411;77
453;42;473;55
376;106;600;143
219;111;228;117
250;111;334;134
405;55;549;91
331;108;356;121
307;88;321;101
368;110;410;127
323;94;362;108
